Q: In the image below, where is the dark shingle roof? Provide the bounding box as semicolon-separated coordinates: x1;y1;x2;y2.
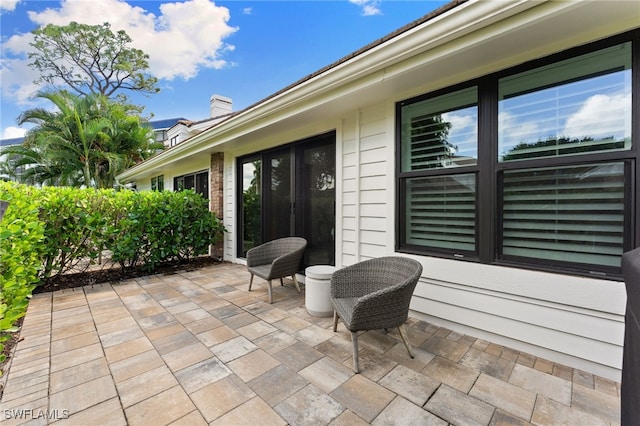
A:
0;137;24;147
148;118;187;130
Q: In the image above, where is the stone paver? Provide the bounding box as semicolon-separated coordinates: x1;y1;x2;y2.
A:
190;375;255;422
425;384;495;426
469;373;536;420
0;262;623;425
373;397;447;426
330;374;395;423
275;384;345;425
509;363;572;405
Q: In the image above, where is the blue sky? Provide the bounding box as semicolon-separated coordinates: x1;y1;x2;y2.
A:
0;0;447;139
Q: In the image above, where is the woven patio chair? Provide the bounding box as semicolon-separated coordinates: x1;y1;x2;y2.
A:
331;256;423;373
247;237;307;304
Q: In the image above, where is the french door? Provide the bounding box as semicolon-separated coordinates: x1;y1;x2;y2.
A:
238;132;335;268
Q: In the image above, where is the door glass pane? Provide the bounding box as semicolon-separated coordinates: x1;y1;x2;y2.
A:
241;159;261;256
300;141;335;266
499;42;632;162
267;151;292;240
501;162;625;267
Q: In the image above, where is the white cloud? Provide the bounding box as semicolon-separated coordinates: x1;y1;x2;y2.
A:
498;110;540;154
0;0;20;12
242;7;252;15
442;111;477;156
563;92;631;141
2;126;27;139
349;0;382;16
1;0;238;103
0;57;42;106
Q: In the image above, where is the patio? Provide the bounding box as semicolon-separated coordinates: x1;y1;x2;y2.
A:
0;262;621;425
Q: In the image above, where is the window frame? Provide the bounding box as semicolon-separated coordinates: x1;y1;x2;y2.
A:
396;30;638;280
174;170;208;199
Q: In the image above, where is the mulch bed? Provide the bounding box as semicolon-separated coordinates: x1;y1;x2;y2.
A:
33;256;222;294
0;256;222;396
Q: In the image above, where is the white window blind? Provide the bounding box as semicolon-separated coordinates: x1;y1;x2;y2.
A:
406;174;476;252
502;162;625;267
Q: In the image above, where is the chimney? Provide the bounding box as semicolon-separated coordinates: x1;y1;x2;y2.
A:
210;94;232;118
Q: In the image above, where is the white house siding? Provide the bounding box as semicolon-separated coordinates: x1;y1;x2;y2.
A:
410;259;625;381
222;159;236;262
339;105;393;265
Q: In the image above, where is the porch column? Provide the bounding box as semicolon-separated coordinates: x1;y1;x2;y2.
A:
210;152;224;259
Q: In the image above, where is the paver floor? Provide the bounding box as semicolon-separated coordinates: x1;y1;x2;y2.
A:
0;262;621;425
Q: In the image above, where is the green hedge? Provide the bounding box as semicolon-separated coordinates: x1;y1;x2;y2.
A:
108;190;226;271
31;186;226;278
0;182;225;373
0;182;46;369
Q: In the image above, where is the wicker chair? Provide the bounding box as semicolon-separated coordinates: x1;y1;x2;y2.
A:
247;237;307;304
331;256;423;373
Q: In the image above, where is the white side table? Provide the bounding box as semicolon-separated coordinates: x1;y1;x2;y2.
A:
305;265;337;317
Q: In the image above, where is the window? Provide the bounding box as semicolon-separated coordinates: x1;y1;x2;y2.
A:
151;175;164;191
399;86;479;256
174;171;208;198
155;130;167;143
397;34;635;278
170;135;179;147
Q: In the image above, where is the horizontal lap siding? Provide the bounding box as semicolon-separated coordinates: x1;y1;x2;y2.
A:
410;258;625;380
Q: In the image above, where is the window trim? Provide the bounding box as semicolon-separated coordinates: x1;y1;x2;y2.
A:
396;30;638;280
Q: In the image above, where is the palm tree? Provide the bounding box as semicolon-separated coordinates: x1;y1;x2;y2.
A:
2;91;161;188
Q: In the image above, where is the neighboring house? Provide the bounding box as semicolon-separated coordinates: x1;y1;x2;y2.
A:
116;0;640;381
143;95;233;194
0;137;26;179
166;95;234;148
149;117;187;145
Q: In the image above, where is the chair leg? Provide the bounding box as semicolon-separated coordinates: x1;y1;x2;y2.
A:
248;273;254;291
280;278;284;286
292;275;301;293
351;331;360;373
267;280;273;304
398;324;414;359
333;311;339;332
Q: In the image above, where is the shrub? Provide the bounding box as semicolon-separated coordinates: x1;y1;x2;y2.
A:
31;187;225;277
0;182;46;370
109;190;225;271
38;187;113;279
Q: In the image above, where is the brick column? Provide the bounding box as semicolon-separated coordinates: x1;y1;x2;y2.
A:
210;152;224;259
